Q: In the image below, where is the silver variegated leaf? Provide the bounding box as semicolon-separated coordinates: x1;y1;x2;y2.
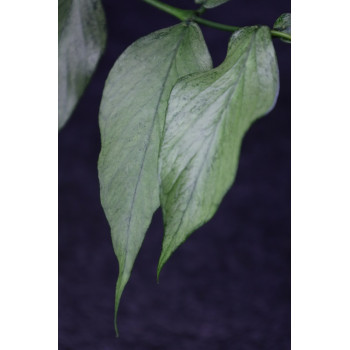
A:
158;26;279;276
98;22;212;333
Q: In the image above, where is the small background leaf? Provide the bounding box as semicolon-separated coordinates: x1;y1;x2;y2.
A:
195;0;231;9
158;26;279;276
98;22;212;334
58;0;107;130
273;13;291;43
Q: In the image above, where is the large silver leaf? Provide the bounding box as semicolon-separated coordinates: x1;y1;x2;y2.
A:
158;26;279;275
58;0;106;130
98;22;212;333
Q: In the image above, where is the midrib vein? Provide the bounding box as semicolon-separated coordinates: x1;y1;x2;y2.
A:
120;27;187;272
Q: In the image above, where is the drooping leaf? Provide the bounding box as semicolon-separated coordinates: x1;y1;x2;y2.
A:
195;0;231;9
98;22;212;334
58;0;107;130
158;26;279;276
273;13;291;43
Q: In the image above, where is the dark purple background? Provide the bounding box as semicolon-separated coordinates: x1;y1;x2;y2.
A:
58;0;291;348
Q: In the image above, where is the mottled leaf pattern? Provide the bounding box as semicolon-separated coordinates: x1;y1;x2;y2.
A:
98;23;212;333
58;0;106;130
158;26;279;275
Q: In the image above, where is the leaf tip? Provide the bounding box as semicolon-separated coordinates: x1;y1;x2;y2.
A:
114;297;120;337
156;263;162;284
114;320;120;338
157;248;171;282
113;270;129;338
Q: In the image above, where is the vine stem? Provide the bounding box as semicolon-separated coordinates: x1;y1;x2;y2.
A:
142;0;195;21
270;30;291;42
142;0;291;42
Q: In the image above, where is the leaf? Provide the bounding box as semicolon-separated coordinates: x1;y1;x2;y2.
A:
273;13;291;43
158;26;279;276
58;0;107;130
195;0;231;9
98;22;212;334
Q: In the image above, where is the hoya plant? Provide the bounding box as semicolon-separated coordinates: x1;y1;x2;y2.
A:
58;0;291;335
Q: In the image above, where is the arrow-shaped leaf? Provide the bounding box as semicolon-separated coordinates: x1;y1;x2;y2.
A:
58;0;107;130
98;22;212;334
158;26;279;276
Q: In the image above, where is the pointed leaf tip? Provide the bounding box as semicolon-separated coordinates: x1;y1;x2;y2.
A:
114;324;119;338
156;269;160;284
157;252;169;282
113;272;128;337
157;240;174;278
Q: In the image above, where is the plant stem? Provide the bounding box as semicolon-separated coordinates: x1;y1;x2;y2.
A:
142;0;291;42
270;30;291;42
142;0;195;22
194;17;239;32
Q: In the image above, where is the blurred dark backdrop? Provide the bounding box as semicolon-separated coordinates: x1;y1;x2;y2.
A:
58;0;291;349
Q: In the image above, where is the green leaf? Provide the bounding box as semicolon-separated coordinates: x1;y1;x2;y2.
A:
158;26;279;276
195;0;231;9
58;0;107;130
98;22;212;334
273;13;291;43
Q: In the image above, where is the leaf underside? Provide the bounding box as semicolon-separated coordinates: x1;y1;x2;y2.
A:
158;26;279;276
98;22;212;334
58;0;106;130
195;0;231;9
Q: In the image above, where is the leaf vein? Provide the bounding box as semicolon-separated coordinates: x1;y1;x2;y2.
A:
120;26;188;272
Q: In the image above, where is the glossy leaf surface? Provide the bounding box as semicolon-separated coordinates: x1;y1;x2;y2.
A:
195;0;231;9
273;13;291;43
58;0;107;130
98;23;212;333
158;26;279;275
